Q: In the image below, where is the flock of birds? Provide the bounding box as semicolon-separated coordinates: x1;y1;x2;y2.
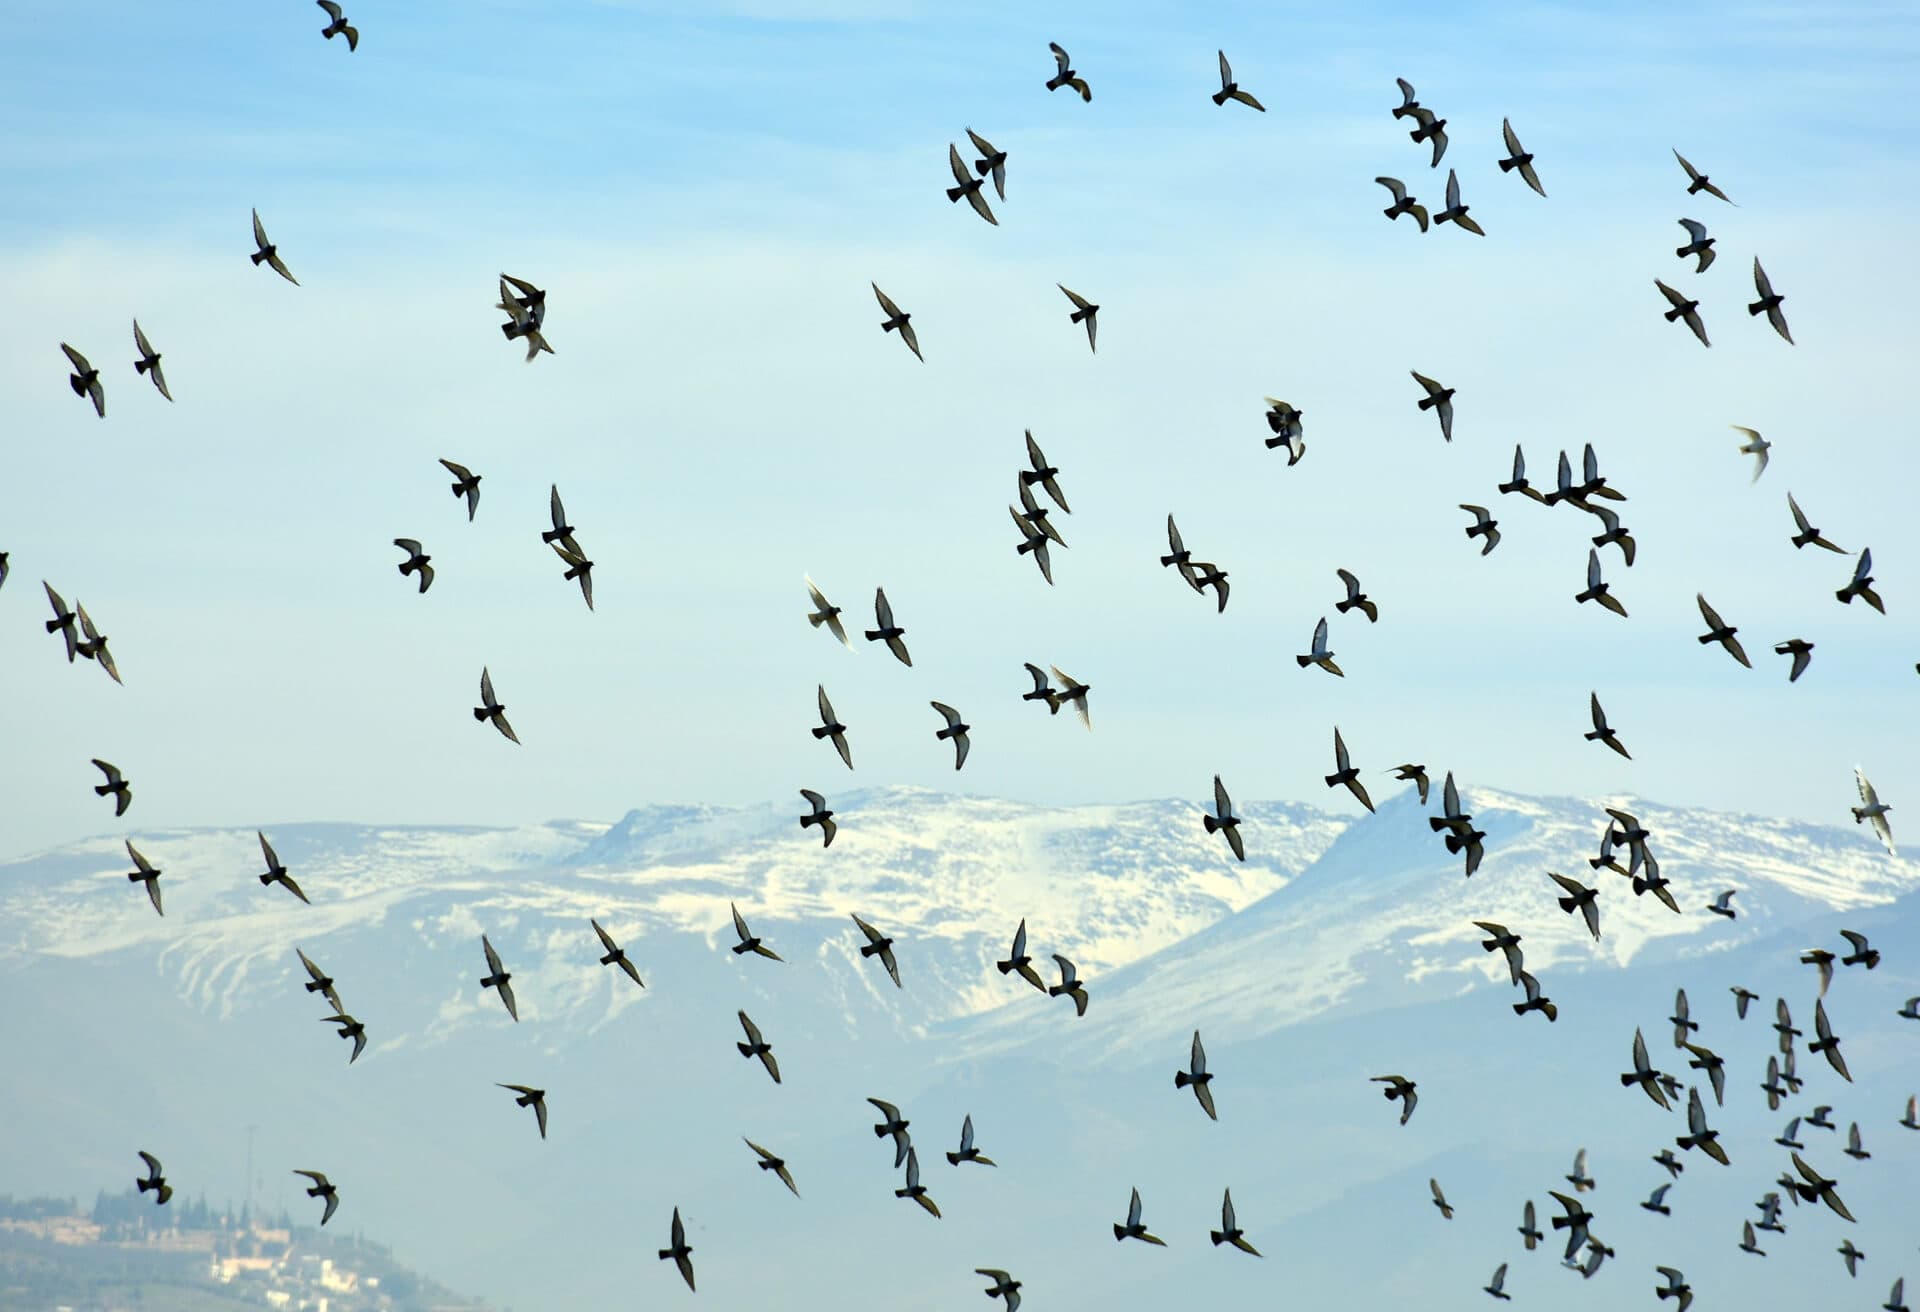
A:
7;9;1913;1309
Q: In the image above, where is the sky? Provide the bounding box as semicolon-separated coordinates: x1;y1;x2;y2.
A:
3;0;1918;858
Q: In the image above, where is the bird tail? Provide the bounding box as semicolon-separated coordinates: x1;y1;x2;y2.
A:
1558;895;1579;913
806;613;824;628
995;959;1013;975
1069;308;1090;324
1209;1230;1227;1244
1044;692;1062;714
1498;158;1516;173
810;726;830;739
1046;75;1068;90
736;1042;754;1057
1175;1072;1193;1088
1210;90;1229;106
1158;553;1178;566
250;251;268;266
945;185;967;202
135;359;151;375
472;708;489;722
1294;655;1312;668
1112;1223;1128;1240
1201;817;1220;834
945;1152;962;1166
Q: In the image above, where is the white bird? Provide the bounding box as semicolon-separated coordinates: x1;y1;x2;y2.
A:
1733;426;1771;482
1853;767;1895;856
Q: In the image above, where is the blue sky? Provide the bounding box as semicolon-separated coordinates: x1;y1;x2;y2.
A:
3;0;1917;856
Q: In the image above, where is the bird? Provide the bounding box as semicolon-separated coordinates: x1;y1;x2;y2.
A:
658;1208;694;1291
1175;1030;1218;1120
255;831;308;905
550;539;594;611
1324;728;1375;812
393;539;433;594
995;920;1047;993
1190;561;1230;612
474;668;520;744
1022;431;1071;512
1776;998;1804;1052
1262;397;1306;463
1211;51;1265;110
296;949;343;1012
1803;947;1837;997
1750;258;1794;343
1685;1041;1728;1105
1695;594;1751;667
1552;871;1602;940
1672;989;1699;1048
1514;970;1557;1021
1675;218;1716;271
1585;504;1636;566
135;1152;171;1205
1057;284;1099;353
1408;105;1449;166
1641;1183;1672;1216
976;1269;1022;1312
1296;616;1343;677
479;935;519;1022
868;1098;913;1168
1499;445;1547;501
1761;1056;1788;1110
1809;999;1852;1082
72;603;121;685
495;279;554;360
945;1114;995;1167
589;918;644;989
249;209;299;285
1840;929;1880;969
499;273;546;327
1023;658;1060;709
1902;1095;1918;1129
1576;550;1627;617
319;1011;366;1064
1757;1188;1787;1227
125;840;163;917
1209;1188;1261;1255
1518;1200;1542;1250
1433;168;1484;234
1707;890;1737;919
1621;1028;1671;1110
1391;77;1422;118
871;283;922;361
1498;119;1546;196
316;1;358;48
43;582;79;662
1584;692;1630;758
1789;1151;1855;1221
1049;667;1092;729
497;1084;547;1139
812;685;853;770
1731;984;1758;1016
1548;1191;1593;1258
438;459;481;521
1673;149;1734;203
1728;426;1773;483
1410;371;1456;441
1010;506;1056;584
965;129;1007;201
1113;1187;1165;1245
1016;480;1066;546
1430;1178;1454;1220
1844;1122;1870;1161
293;1170;339;1225
729;904;783;962
803;577;851;647
863;588;912;666
131;320;171;401
1394;764;1431;804
1372;1074;1418;1125
1460;505;1500;555
540;485;576;548
1836;548;1884;613
929;702;971;770
1374;177;1429;231
1484;1262;1512;1301
1653;1149;1684;1179
945;143;997;225
1853;767;1896;855
1902;997;1920;1021
91;759;131;816
1473;921;1525;986
1045;42;1091;100
1740;1220;1767;1256
1786;493;1843;553
1774;638;1814;682
851;913;902;988
744;1139;800;1197
1656;1266;1694;1312
736;1010;780;1084
1655;279;1710;346
1888;1277;1910;1312
1677;1085;1730;1165
1048;953;1089;1016
798;789;836;848
1334;569;1378;623
1160;514;1202;590
61;344;105;418
1841;1241;1867;1278
1203;775;1245;861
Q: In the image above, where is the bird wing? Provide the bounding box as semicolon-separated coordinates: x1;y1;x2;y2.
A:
1501;117;1523;157
126;840;156;874
1052;953;1078;986
1057;284;1090;310
1213;774;1232;816
738;1010;764;1045
1049;41;1070;74
1375;176;1410;204
132;319;155;359
871;282;902;317
873;587;896;630
1126;1187;1144;1226
1312;615;1330;655
1333;727;1351;772
1445;168;1461;209
1695;593;1725;630
930;701;963;730
1673;149;1700;181
482;934;504;975
480;666;497;708
251;207;270;249
1752;257;1775;300
851;913;882;945
317;0;345;19
1655;279;1688;310
1190;1030;1208;1076
1337;568;1361;600
1679;218;1709;243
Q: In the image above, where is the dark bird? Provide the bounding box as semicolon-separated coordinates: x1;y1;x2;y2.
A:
91;759;131;816
1372;1074;1418;1125
1840;1241;1867;1278
946;1114;995;1167
1210;1188;1261;1255
125;840;163;917
995;920;1047;993
438;458;481;521
393;539;433;593
1655;1267;1694;1312
131;320;171;401
256;831;308;904
930;702;971;770
1460;504;1500;555
1022;664;1057;710
495;278;553;360
798;789;836;848
1191;561;1230;612
736;1010;780;1084
1675;218;1716;272
1430;1178;1454;1220
1010;506;1055;585
745;1139;799;1197
976;1269;1022;1311
1621;1027;1670;1109
1653;1149;1684;1179
1408;105;1449;166
1159;514;1201;590
136;1152;171;1205
1695;594;1750;667
316;1;358;49
803;576;851;647
44;582;78;662
1548;1191;1593;1258
1433;168;1484;234
499;273;546;327
73;603;121;685
1761;1056;1788;1110
1022;431;1071;512
1902;997;1920;1020
1786;493;1843;553
1514;970;1558;1021
1789;1151;1855;1221
1262;397;1306;463
1840;929;1880;969
1049;666;1092;729
1016;480;1066;546
1776;998;1803;1052
1672;989;1699;1048
1296;616;1343;677
1324;727;1375;812
965;128;1007;201
1175;1030;1218;1120
1844;1121;1869;1161
550;539;594;611
541;484;576;549
1554;872;1602;940
813;685;852;769
1045;42;1091;100
1731;984;1757;1016
321;1011;366;1063
1335;569;1378;623
1749;258;1793;344
1809;999;1852;1082
1707;890;1737;919
294;1170;339;1225
945;143;998;225
658;1207;694;1291
1212;50;1265;110
1641;1183;1673;1216
1774;639;1814;682
1740;1220;1767;1255
868;1097;912;1168
1485;1262;1512;1301
1058;284;1099;353
296;949;343;1012
1203;775;1245;861
479;934;519;1022
1655;279;1710;347
1803;947;1836;997
1836;548;1884;613
1519;1200;1542;1250
1572;443;1626;502
1583;504;1637;568
1048;953;1089;1016
1685;1041;1727;1105
1902;1095;1918;1129
1500;445;1546;501
1473;920;1525;986
474;667;520;744
1673;149;1733;203
1888;1277;1909;1312
863;588;912;666
1375;176;1429;231
1391;77;1421;119
250;209;299;285
1394;764;1431;804
590;918;644;989
730;904;783;962
1498;118;1546;196
851;913;902;988
1585;692;1630;758
496;1084;547;1138
872;283;922;361
1113;1187;1165;1245
61;344;105;417
1411;371;1455;440
1677;1086;1730;1165
1576;550;1627;617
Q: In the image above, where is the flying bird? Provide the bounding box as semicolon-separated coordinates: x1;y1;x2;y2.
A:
1408;106;1448;166
73;603;121;685
1484;1262;1512;1301
439;459;481;521
945;143;998;225
1372;1074;1418;1125
1730;426;1771;482
1057;284;1099;353
1009;507;1055;584
474;667;520;744
498;1084;547;1139
1324;727;1375;812
1174;1030;1218;1120
1809;999;1852;1082
1518;1200;1542;1250
590;918;645;989
44;582;78;662
1787;493;1843;552
1500;445;1546;501
851;913;902;988
495;279;554;360
1513;970;1557;1021
256;831;308;904
1190;561;1230;612
1375;176;1429;231
1675;218;1716;272
1049;666;1092;729
1641;1183;1672;1216
1209;1188;1261;1255
1433;168;1484;234
1113;1187;1165;1245
316;1;358;49
1391;77;1421;119
296;949;343;1012
1473;921;1525;986
813;685;853;769
929;702;971;770
250;209;299;285
1749;258;1794;343
1048;953;1089;1016
1655;1266;1694;1312
1410;371;1455;441
871;283;922;361
1296;616;1343;677
1836;548;1883;613
1203;775;1245;861
1211;51;1265;110
131;320;171;401
965;129;1007;201
125;840;163;917
550;539;594;611
61;344;105;418
995;920;1047;993
736;1010;781;1084
744;1139;800;1197
1677;1086;1730;1165
804;577;851;647
1022;431;1071;512
945;1114;995;1167
1575;549;1627;617
1335;569;1378;622
1731;985;1758;1017
1672;990;1699;1048
1584;692;1630;758
1430;1178;1454;1220
1789;1151;1855;1221
730;903;783;962
1740;1220;1766;1256
1695;594;1751;667
91;759;131;816
1045;42;1091;100
976;1269;1022;1311
1803;947;1836;997
1262;397;1306;463
869;1097;912;1168
1839;929;1880;969
136;1152;171;1205
1685;1041;1727;1105
1853;768;1896;855
1655;279;1710;346
393;539;433;593
1552;872;1601;940
864;588;912;665
1844;1121;1870;1161
294;1170;339;1225
1160;514;1202;590
798;789;836;848
1707;889;1737;919
1673;149;1734;203
1460;505;1500;555
1498;119;1546;196
658;1208;695;1291
479;934;519;1022
1394;764;1430;804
